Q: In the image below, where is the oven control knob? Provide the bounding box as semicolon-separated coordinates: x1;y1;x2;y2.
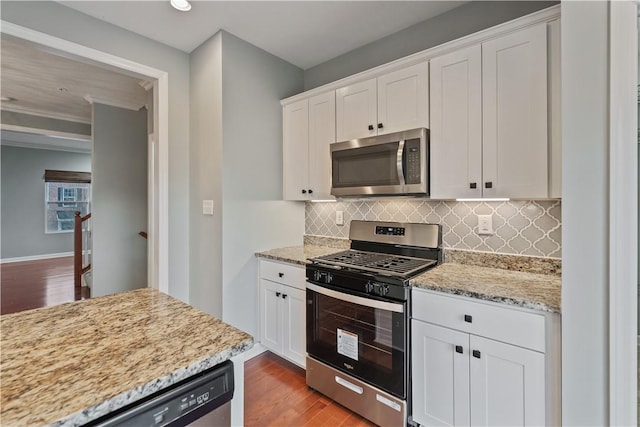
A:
381;285;390;296
365;282;374;293
325;273;333;284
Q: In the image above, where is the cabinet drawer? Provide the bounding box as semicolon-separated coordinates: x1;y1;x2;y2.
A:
412;290;545;352
259;260;305;290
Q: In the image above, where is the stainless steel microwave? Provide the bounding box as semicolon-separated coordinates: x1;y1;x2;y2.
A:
330;128;429;197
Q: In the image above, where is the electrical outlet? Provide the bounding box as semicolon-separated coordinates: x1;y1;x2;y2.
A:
336;210;344;226
477;214;493;235
202;200;214;216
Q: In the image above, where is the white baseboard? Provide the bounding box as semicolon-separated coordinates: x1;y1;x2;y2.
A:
0;252;74;264
242;343;268;362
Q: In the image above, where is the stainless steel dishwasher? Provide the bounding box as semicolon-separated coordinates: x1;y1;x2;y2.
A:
88;360;234;427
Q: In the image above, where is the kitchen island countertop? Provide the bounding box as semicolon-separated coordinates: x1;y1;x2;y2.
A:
0;288;253;427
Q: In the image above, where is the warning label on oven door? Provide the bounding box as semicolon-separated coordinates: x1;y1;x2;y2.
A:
337;328;358;361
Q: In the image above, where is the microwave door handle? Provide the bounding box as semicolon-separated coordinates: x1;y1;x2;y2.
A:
396;139;406;187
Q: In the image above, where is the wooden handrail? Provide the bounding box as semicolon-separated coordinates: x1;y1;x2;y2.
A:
74;211;92;289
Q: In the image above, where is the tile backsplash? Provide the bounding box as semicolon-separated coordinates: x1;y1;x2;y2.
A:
306;199;561;258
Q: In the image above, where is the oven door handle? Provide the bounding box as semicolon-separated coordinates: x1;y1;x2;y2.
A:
306;282;404;313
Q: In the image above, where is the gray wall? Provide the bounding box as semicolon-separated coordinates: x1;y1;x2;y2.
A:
92;104;147;297
220;31;305;336
561;2;609;424
0;145;91;259
1;1;191;302
190;30;305;334
304;1;558;90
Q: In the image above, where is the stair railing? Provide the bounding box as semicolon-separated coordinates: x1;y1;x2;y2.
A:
74;211;92;290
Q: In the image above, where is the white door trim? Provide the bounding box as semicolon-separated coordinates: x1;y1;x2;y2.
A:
608;1;638;426
1;20;170;294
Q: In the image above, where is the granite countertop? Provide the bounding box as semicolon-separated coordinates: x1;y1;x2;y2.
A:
0;288;253;427
411;263;561;313
256;244;345;265
257;238;561;314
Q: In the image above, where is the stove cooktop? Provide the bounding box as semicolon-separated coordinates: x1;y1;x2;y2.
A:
311;249;437;279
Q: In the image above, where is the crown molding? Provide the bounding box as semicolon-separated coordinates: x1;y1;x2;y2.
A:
0;104;90;124
84;94;145;112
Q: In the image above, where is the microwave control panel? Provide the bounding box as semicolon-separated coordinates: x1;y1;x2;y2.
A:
404;138;421;184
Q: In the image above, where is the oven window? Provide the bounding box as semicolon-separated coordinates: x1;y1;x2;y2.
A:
307;288;406;398
332;142;400;188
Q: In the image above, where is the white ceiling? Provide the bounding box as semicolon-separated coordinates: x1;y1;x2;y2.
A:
58;1;467;70
1;34;149;123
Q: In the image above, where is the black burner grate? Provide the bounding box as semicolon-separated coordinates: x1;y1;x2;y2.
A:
313;250;436;277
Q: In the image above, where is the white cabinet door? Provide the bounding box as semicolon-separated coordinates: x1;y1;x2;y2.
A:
260;279;282;353
336;78;377;141
482;23;548;199
308;92;336;200
377;62;429;135
429;46;482;199
412;321;470;427
283;98;309;200
282;286;307;368
469;335;546;427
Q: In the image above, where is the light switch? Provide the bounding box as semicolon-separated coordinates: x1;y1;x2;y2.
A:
477;214;493;235
336;210;344;226
202;200;214;216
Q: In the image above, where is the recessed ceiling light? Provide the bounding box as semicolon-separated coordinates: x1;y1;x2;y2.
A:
170;0;191;12
1;96;16;102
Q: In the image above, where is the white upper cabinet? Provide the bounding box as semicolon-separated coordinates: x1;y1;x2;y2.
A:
336;78;377;141
482;23;548;199
283;92;335;201
336;62;429;142
430;45;483;199
430;23;550;199
377;62;430;135
283;99;309;200
308;92;336;200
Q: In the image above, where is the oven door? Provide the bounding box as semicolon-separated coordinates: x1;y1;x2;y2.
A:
306;282;407;399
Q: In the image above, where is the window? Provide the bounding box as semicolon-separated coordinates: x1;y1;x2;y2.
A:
45;182;91;233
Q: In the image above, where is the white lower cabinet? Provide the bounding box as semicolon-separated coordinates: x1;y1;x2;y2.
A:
411;290;556;426
259;260;306;368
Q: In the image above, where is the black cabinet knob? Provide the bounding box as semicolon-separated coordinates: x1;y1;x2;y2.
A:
278;272;284;278
485;182;493;189
464;314;473;323
470;182;477;189
472;350;481;359
377;123;383;129
276;292;281;297
308;189;313;194
301;189;307;194
282;294;288;299
368;124;374;131
455;345;463;354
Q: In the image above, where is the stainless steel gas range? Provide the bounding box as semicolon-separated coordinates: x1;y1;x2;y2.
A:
305;220;442;426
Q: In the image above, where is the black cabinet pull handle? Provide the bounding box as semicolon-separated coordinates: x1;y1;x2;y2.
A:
368;124;374;131
282;294;288;299
470;182;477;189
455;345;463;354
464;314;472;323
472;350;481;359
377;123;383;129
301;189;307;194
308;189;313;194
276;292;281;297
485;182;493;189
278;272;284;278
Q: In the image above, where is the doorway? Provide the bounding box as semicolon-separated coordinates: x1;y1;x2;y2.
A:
0;21;169;295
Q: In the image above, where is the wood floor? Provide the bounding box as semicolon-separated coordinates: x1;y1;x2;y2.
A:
245;351;375;427
0;256;88;315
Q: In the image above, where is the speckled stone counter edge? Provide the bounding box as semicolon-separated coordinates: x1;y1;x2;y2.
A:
303;235;350;249
444;248;561;276
50;340;253;427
